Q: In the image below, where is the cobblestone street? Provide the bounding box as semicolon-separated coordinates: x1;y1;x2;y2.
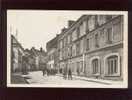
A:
20;71;123;87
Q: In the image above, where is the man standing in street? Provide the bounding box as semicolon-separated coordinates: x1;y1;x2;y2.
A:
68;68;72;80
63;67;67;79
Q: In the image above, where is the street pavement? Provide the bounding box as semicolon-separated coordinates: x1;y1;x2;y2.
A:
11;73;28;84
21;71;124;87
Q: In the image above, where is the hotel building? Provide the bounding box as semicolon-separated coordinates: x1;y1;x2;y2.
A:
58;15;123;80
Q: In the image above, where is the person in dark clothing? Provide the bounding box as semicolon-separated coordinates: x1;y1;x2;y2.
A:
77;68;80;76
68;69;72;80
59;68;62;73
47;68;49;76
42;68;46;76
63;67;67;79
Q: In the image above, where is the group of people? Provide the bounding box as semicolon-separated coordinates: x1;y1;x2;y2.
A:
42;67;73;80
63;68;72;80
42;67;57;76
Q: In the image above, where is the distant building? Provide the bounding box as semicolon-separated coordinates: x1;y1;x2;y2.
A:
38;47;47;70
46;35;59;71
11;35;25;72
25;47;47;71
58;15;123;80
24;49;35;71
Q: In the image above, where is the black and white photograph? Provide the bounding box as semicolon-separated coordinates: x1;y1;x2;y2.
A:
7;10;128;88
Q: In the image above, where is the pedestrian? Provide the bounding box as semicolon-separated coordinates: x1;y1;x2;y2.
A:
47;68;49;76
63;67;67;79
68;68;72;80
77;68;80;76
42;68;45;76
59;68;62;73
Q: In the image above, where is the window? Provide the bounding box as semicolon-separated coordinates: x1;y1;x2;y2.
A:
60;40;63;49
95;15;99;27
51;55;53;60
62;49;64;59
70;34;72;43
97;15;106;26
65;37;68;45
80;39;84;54
100;28;104;36
100;28;105;44
79;22;85;37
106;15;112;21
59;51;62;60
72;44;76;57
62;39;64;48
67;34;71;44
77;27;80;38
88;16;95;31
92;59;99;74
95;34;99;47
67;47;70;57
86;18;89;33
86;39;90;50
113;22;121;41
76;42;80;55
64;47;67;59
107;56;118;75
107;27;112;43
70;46;72;57
72;29;77;41
80;61;83;73
64;37;67;46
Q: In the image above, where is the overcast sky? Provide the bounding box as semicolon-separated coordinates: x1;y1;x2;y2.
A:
7;10;86;51
7;10;123;51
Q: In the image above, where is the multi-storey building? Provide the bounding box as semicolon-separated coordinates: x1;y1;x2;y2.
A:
25;47;47;71
11;35;25;72
46;35;59;71
58;15;123;80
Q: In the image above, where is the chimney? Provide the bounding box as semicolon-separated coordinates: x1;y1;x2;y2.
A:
56;34;59;37
61;27;67;33
40;47;43;52
68;20;75;27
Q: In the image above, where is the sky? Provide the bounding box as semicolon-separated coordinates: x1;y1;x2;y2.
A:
7;10;86;51
7;10;124;51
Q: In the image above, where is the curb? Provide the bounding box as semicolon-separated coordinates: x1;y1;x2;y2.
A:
56;74;111;85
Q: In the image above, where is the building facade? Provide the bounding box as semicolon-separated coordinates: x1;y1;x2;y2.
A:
25;47;47;71
46;35;59;72
11;35;25;72
58;15;123;80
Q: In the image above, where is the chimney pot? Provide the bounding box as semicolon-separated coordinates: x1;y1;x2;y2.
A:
68;20;75;27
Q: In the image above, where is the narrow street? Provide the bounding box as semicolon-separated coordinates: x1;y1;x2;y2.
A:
20;71;123;87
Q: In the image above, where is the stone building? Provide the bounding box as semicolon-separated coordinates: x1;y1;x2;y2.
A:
38;48;47;70
25;47;47;71
58;15;123;80
11;35;25;72
46;35;59;72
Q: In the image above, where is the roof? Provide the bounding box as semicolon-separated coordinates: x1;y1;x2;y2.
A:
30;47;47;57
11;35;25;51
58;15;88;40
46;34;59;51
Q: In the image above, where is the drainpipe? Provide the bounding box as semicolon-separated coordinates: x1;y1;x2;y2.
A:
83;53;85;76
